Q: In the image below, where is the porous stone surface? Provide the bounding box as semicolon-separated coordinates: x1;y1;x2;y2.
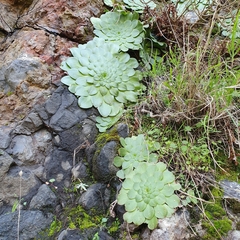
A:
57;229;114;240
0;165;42;205
0;210;53;240
7;129;52;165
150;210;191;240
226;230;240;240
78;183;111;213
17;0;103;42
220;180;240;200
92;140;119;182
29;184;57;210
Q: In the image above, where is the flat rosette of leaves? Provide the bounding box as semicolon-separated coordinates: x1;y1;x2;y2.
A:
117;162;181;230
114;134;160;178
91;11;145;52
123;0;156;13
60;37;143;118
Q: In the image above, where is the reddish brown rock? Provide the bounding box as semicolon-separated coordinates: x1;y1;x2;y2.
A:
0;0;104;126
0;27;79;126
0;0;33;32
17;0;104;42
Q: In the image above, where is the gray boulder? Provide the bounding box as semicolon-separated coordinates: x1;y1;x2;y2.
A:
150;210;191;240
0;150;14;182
0;166;41;205
0;210;53;240
0;126;13;149
7;129;52;165
78;183;111;214
29;184;57;210
92;141;119;182
36;86;98;132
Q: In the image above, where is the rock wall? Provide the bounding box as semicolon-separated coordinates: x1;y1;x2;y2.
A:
0;0;106;239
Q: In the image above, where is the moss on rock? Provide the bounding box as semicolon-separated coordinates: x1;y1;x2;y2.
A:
201;187;232;239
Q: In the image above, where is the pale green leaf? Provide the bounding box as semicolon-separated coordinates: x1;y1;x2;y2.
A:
161;186;175;197
166;195;180;208
61;76;75;86
125;199;137;212
143;205;154;219
117;190;128;205
70;47;82;59
127;189;137;199
65;57;81;69
98;101;112;117
132;210;145;225
154;204;168;218
122;178;134;189
68;69;82;79
113;156;123;167
116;169;125;179
146;216;158;230
78;96;92;108
161;170;175;184
91;93;103;108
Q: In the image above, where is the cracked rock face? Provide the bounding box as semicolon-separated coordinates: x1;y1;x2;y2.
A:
0;0;103;126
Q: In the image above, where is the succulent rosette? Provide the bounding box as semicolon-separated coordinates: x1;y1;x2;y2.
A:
123;0;156;13
91;11;145;52
60;38;143;117
117;162;181;230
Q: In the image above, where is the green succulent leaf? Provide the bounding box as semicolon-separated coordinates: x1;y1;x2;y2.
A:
161;185;175;197
128;189;137;199
166;195;180;208
132;210;145;225
114;156;124;168
78;96;93;108
161;170;175;184
172;0;213;16
61;76;76;87
154;204;168;219
103;0;114;7
116;169;125;179
119;148;127;156
155;193;166;205
146;216;158;230
218;10;240;38
98;102;112;117
148;153;158;163
117;190;128;205
138;201;147;211
91;92;103;107
164;204;175;217
143;205;154;219
123;211;142;225
125;199;137;212
122;178;134;189
187;189;198;204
